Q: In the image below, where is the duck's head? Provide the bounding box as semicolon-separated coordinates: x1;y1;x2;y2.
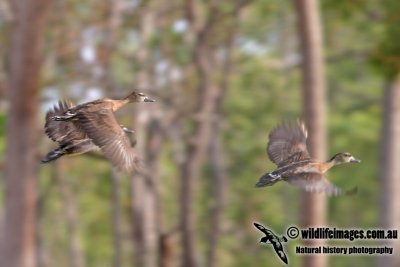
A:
329;152;361;165
126;91;155;102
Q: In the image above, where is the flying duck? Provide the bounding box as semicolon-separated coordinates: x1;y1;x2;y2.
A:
42;90;155;172
255;121;360;196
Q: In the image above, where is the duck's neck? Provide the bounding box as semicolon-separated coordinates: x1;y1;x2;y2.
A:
111;98;130;112
320;159;337;173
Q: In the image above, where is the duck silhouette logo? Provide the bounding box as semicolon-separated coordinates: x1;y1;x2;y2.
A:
254;223;289;264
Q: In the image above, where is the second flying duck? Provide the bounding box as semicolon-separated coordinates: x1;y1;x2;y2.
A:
42;90;155;172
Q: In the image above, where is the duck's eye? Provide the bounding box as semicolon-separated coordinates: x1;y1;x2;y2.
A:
343;153;351;157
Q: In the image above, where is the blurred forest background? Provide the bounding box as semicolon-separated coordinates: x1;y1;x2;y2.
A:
0;0;399;267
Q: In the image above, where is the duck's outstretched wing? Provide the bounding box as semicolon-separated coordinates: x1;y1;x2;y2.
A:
267;121;310;166
76;108;139;172
284;172;346;196
45;100;86;143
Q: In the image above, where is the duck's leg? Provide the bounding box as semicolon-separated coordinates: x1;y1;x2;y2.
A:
121;125;136;146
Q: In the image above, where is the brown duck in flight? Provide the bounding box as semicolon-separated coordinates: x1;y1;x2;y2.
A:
255;121;360;196
42;91;155;172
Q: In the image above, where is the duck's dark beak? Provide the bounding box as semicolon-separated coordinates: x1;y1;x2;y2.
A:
349;156;361;163
143;96;155;102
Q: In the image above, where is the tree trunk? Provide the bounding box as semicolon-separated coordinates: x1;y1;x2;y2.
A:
101;2;125;266
205;73;228;267
1;1;50;267
205;8;239;264
131;5;161;267
206;128;227;267
111;170;123;267
294;1;327;267
56;163;85;267
179;2;251;266
179;1;220;266
159;232;175;267
378;75;400;267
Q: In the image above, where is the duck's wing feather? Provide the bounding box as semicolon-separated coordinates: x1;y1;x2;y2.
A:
284;172;344;196
76;108;138;172
45;100;86;143
267;121;310;166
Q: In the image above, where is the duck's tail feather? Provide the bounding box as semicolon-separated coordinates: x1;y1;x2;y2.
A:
41;148;66;163
255;172;280;187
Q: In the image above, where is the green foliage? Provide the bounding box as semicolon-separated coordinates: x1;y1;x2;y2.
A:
370;0;400;78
